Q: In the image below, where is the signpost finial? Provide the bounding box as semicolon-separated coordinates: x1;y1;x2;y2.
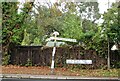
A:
52;31;59;37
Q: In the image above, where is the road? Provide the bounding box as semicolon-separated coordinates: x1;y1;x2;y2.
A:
1;78;119;81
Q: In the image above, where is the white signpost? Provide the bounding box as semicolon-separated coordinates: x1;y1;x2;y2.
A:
46;31;92;74
50;31;59;74
46;37;77;42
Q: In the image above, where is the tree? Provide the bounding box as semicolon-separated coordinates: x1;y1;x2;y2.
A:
2;2;34;65
102;2;120;43
102;2;120;68
61;13;83;41
21;1;101;47
21;2;63;45
59;2;101;47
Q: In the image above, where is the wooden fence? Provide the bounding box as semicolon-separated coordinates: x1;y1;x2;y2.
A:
9;46;110;69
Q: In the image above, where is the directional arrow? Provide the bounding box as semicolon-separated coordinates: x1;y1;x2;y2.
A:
46;37;77;42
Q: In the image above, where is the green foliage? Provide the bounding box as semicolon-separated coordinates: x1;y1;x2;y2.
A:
2;52;10;65
102;2;120;43
33;37;41;45
22;2;101;46
25;58;32;67
21;19;44;45
21;29;31;45
61;13;83;40
2;2;34;46
2;2;21;45
119;69;120;77
2;2;34;64
21;3;63;45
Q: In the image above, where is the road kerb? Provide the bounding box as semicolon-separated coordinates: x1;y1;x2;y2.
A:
0;74;119;80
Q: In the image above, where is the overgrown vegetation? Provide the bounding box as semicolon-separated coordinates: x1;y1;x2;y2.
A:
2;2;34;65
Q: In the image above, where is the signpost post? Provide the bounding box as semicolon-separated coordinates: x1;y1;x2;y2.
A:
50;31;59;74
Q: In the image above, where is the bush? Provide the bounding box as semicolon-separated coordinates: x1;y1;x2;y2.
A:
25;58;32;66
2;52;10;65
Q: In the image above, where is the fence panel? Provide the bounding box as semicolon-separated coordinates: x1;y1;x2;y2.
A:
10;46;119;69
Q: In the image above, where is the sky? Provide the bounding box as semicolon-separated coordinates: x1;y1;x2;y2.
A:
98;0;116;14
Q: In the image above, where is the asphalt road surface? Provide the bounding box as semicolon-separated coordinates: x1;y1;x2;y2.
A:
1;78;119;81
